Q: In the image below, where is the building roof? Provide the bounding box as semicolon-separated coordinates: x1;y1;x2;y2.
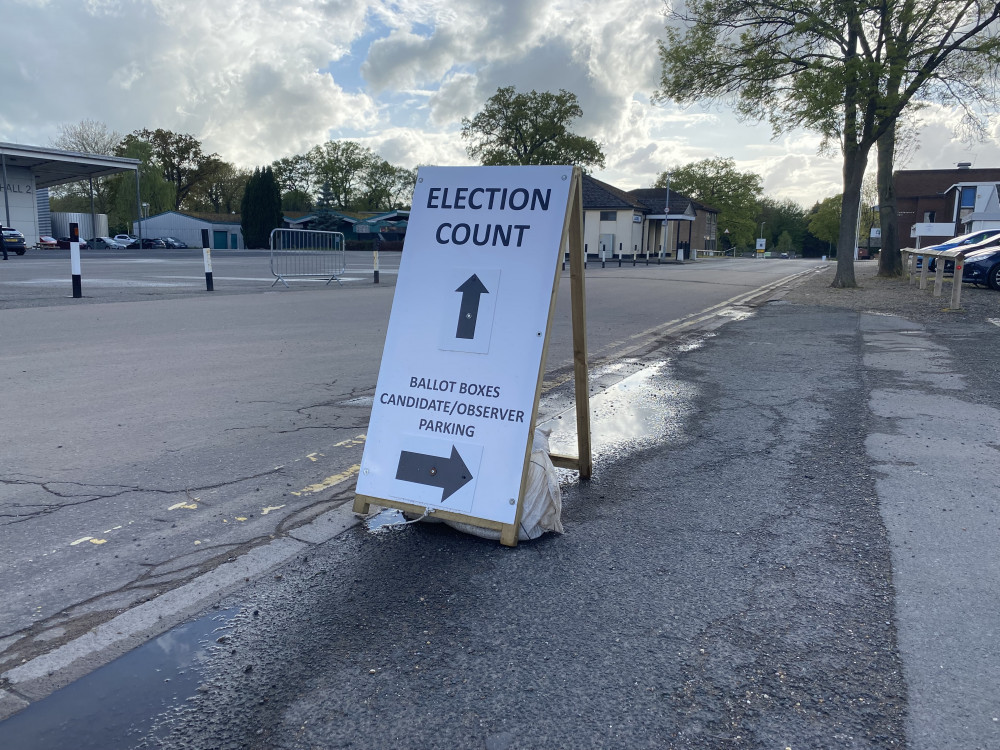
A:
1;141;139;189
146;210;242;225
628;188;717;216
582;175;648;211
895;167;1000;199
284;209;359;225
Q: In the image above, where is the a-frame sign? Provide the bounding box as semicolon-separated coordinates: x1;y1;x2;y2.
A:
353;165;591;546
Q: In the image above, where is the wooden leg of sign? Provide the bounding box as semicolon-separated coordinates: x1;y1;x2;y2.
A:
567;171;593;480
352;496;371;514
500;524;518;547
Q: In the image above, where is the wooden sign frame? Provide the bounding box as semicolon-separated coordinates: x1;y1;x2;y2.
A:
353;166;591;547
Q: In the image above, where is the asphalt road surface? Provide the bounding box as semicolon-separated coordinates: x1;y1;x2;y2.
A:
2;256;997;749
0;253;817;708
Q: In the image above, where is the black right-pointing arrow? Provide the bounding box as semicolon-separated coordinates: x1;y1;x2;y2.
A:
395;445;474;501
455;274;489;339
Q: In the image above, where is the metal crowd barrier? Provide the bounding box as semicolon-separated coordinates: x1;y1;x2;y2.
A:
269;229;346;287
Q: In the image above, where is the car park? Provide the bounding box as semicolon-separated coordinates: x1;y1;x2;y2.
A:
126;238;167;249
924;229;1000;271
960;246;1000;290
56;237;90;250
88;236;128;250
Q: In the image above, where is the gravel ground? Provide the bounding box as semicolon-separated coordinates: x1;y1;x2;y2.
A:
782;260;1000;322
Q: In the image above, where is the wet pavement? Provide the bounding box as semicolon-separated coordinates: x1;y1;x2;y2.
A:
2;292;998;749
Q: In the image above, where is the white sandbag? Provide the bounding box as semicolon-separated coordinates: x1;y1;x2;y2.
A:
443;428;563;541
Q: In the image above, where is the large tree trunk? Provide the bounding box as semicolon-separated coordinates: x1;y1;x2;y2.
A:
832;143;867;288
876;124;902;276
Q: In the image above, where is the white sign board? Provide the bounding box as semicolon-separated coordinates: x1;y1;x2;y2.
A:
912;222;955;237
755;238;766;251
356;165;573;525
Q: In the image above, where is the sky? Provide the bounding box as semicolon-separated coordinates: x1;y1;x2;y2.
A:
3;0;999;208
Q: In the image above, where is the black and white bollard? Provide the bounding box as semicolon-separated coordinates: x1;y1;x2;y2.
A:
373;249;380;284
70;241;82;298
203;247;214;291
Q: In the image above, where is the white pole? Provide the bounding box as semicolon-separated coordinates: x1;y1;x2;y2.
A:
661;172;671;259
70;241;82;298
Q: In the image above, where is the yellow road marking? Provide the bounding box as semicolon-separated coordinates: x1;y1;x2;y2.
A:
290;465;361;496
334;434;367;447
168;502;198;510
261;505;285;515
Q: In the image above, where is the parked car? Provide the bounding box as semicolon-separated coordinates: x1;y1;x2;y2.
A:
56;237;90;250
88;236;128;250
126;238;167;249
960;246;1000;290
924;229;1000;271
2;228;27;255
37;235;59;249
159;236;189;249
114;234;137;245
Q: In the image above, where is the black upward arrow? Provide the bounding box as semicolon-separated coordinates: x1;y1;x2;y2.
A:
395;446;474;501
455;274;489;339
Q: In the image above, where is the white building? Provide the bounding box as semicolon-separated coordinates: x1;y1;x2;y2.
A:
1;142;139;246
132;211;244;249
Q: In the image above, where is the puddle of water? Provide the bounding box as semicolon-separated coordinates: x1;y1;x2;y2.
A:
340;396;375;407
676;333;716;352
539;362;695;460
0;608;237;749
365;508;409;532
717;307;755;320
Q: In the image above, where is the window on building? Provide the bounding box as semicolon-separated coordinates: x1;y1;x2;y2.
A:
960;186;977;208
599;211;617;221
923;211;936;223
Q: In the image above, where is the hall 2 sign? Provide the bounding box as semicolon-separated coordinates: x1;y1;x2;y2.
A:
354;165;591;546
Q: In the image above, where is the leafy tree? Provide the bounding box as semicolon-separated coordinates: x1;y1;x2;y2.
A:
462;86;605;170
360;159;417;211
109;140;176;234
308;141;372;210
757;197;808;253
874;4;1000;277
189;162;249;214
808;196;843;251
271;154;313;195
657;0;1000;288
776;231;795;255
49;119;123;215
655;158;761;248
240;167;282;248
122;129;223;211
390;167;417;210
281;189;314;212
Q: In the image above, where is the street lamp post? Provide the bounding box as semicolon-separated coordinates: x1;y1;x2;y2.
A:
662;172;672;260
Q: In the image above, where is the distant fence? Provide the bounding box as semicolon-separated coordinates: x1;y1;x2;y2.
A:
269;229;346;287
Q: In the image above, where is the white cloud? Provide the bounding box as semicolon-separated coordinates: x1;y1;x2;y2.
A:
2;0;998;210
